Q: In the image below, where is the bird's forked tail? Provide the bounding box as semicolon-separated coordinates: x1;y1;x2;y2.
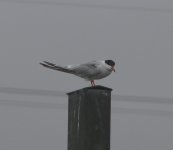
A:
40;61;74;74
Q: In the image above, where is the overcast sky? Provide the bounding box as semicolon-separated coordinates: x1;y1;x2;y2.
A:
0;1;173;150
0;0;173;98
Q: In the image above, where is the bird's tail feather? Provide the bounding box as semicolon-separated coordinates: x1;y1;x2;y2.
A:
40;61;74;74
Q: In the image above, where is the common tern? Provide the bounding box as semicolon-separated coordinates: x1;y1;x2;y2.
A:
40;60;115;86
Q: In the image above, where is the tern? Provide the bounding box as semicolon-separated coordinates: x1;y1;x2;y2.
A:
40;60;116;87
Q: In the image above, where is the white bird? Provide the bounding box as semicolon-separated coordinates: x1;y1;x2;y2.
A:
40;60;116;87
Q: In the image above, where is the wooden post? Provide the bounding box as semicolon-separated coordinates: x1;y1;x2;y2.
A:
67;85;112;150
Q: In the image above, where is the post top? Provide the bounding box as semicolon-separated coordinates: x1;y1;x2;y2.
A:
67;85;112;95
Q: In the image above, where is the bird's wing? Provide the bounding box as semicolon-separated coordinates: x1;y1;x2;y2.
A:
40;61;75;74
70;61;102;79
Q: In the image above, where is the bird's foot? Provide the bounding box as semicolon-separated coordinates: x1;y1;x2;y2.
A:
90;80;96;87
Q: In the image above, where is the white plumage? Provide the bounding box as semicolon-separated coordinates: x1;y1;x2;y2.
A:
40;60;115;86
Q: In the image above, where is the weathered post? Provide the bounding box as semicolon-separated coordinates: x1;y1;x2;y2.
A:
67;85;112;150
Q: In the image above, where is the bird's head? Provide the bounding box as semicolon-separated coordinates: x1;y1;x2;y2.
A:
105;60;116;72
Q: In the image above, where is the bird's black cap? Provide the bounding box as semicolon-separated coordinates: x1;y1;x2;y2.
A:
105;60;115;67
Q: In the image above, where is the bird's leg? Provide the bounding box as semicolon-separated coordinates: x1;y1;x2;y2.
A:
91;80;96;87
93;80;96;86
91;81;94;87
90;80;96;87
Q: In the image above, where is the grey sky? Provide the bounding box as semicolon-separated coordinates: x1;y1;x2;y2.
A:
0;1;173;98
0;1;173;150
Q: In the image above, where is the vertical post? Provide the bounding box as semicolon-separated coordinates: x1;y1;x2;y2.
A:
67;86;112;150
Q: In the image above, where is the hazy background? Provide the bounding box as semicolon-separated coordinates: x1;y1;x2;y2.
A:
0;0;173;150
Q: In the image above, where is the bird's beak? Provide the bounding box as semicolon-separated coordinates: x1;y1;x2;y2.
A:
112;66;115;72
